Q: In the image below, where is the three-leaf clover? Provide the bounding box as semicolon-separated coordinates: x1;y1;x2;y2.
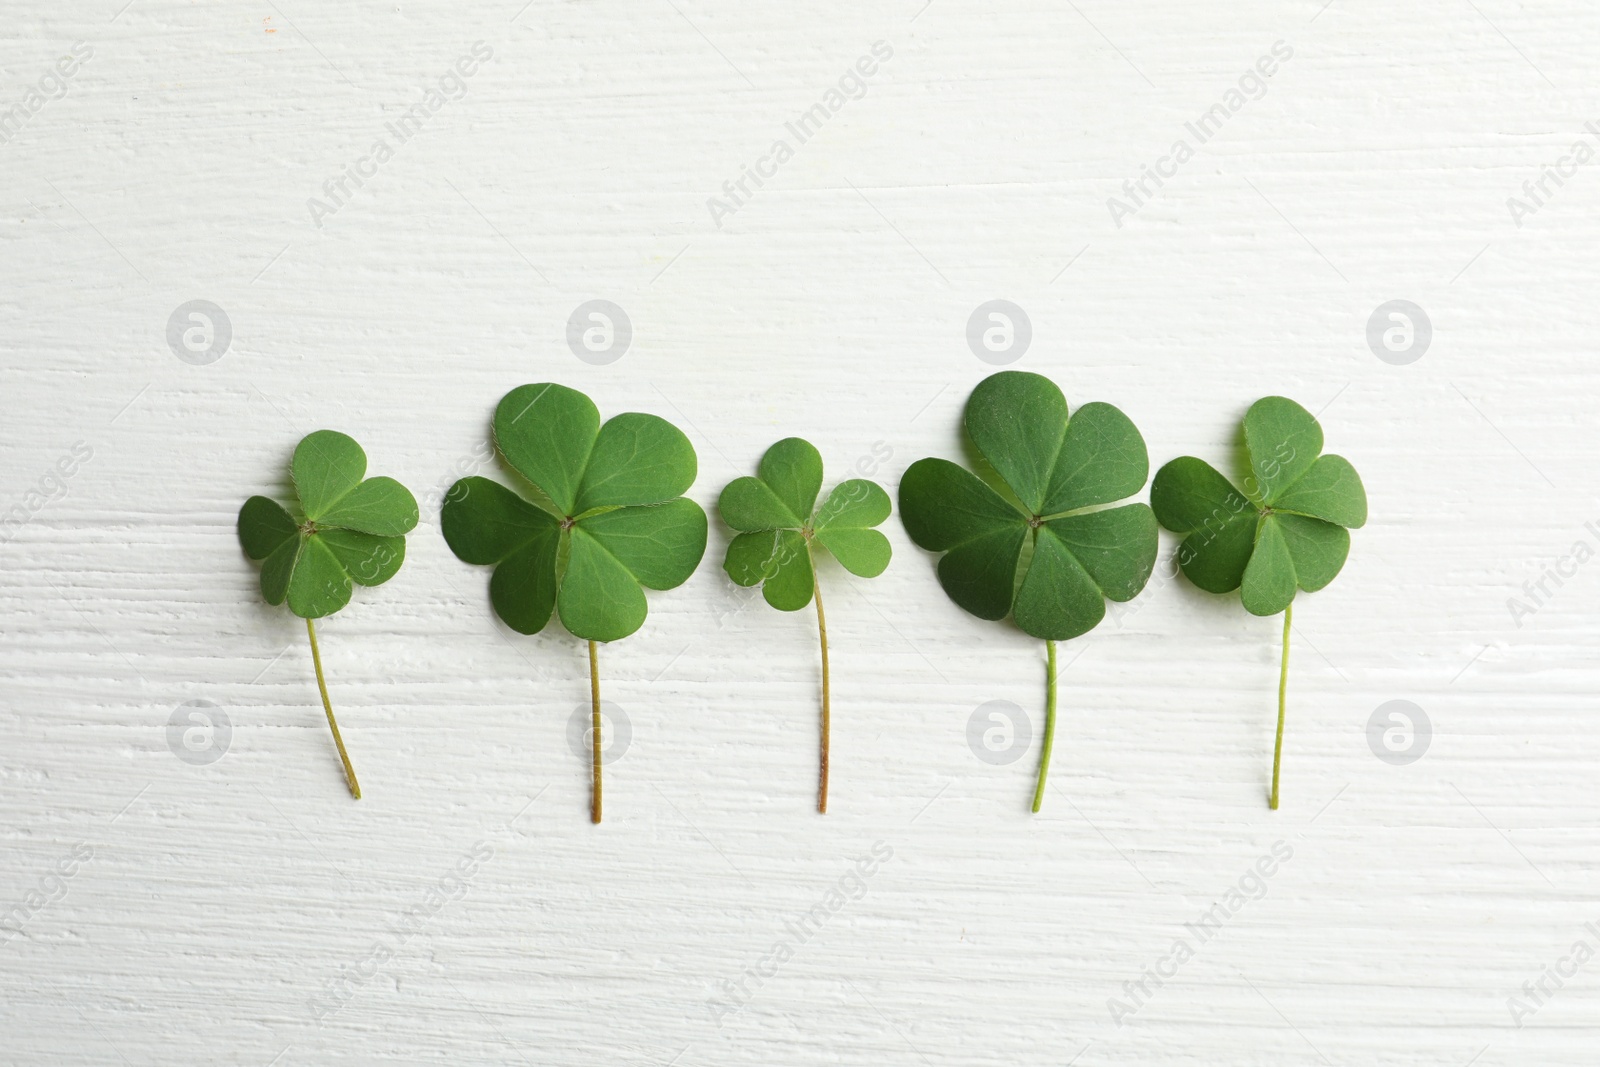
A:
899;371;1158;812
1150;396;1367;810
719;437;892;813
441;383;708;823
238;430;419;798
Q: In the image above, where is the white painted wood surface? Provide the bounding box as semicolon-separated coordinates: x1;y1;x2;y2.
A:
2;2;1596;1063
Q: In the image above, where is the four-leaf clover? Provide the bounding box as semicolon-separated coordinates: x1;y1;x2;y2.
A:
441;383;708;822
900;371;1158;812
719;437;892;813
1150;396;1367;809
238;430;419;798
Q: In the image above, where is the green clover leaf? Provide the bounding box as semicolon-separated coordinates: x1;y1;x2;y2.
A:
237;429;419;798
718;436;892;813
441;383;708;822
442;383;708;642
1149;395;1367;809
239;430;418;619
899;371;1159;812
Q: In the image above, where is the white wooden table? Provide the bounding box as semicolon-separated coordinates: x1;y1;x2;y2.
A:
2;2;1595;1063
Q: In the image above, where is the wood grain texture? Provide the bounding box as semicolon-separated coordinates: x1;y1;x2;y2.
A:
2;1;1597;1063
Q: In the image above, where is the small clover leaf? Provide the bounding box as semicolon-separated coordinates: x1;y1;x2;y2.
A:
717;437;892;813
899;371;1159;812
237;430;419;799
442;383;708;822
1149;395;1367;810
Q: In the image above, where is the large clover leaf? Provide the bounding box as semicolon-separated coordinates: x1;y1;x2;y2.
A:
1149;395;1367;810
899;370;1159;812
1150;396;1366;618
718;436;892;813
900;371;1158;639
237;429;418;799
441;384;708;823
441;383;708;643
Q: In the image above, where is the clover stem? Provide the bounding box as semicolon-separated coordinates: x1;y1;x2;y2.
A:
814;575;830;815
589;639;602;825
1031;640;1058;813
305;617;360;800
1269;602;1292;811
